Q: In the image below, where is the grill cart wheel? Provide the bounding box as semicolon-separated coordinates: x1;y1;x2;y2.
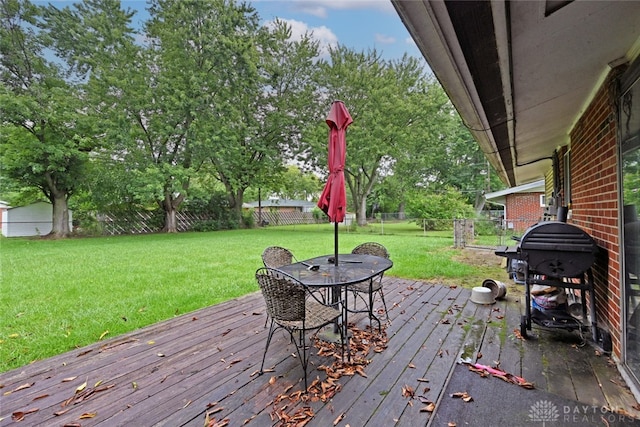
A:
520;315;528;338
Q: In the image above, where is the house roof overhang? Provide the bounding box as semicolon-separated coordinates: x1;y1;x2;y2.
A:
485;179;545;205
392;0;640;187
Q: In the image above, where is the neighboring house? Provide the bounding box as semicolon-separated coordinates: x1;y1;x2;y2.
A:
244;199;318;226
393;1;640;397
244;199;317;213
0;201;9;232
485;180;545;232
1;201;73;237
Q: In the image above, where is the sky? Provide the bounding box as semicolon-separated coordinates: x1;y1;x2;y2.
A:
249;0;421;61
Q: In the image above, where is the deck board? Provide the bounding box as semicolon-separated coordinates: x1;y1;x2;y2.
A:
1;277;639;427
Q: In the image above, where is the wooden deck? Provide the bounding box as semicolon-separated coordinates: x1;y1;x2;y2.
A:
1;276;639;426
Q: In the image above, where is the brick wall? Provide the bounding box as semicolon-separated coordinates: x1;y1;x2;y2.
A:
568;69;622;357
505;193;544;232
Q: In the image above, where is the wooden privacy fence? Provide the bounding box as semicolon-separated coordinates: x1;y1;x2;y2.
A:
98;211;208;235
97;210;320;235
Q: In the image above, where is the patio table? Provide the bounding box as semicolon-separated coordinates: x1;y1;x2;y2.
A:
276;253;393;355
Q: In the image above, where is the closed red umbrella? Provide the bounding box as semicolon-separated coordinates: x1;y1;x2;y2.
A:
317;100;353;264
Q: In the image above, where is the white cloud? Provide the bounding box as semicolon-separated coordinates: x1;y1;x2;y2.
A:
295;5;328;18
269;18;338;58
375;33;396;44
291;0;395;16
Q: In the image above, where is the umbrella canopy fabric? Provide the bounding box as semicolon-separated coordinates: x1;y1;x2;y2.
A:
317;100;353;223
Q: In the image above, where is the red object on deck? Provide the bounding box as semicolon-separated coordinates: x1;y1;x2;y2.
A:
317;100;352;223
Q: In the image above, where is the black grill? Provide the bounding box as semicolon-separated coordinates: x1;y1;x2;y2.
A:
495;221;599;342
518;221;598;278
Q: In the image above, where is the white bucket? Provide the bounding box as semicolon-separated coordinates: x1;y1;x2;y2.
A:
471;287;495;305
482;279;507;300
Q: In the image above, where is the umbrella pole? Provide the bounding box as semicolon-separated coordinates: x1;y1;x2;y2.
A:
333;221;340;335
334;222;339;266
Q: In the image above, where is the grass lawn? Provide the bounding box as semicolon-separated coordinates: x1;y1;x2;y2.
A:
0;222;508;373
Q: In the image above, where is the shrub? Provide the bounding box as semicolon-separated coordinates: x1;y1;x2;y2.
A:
407;188;475;231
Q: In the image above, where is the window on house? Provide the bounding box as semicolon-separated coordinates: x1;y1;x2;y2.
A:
540;195;546;207
620;59;640;384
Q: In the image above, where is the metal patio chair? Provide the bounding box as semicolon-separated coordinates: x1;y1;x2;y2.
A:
261;246;296;269
256;267;344;390
261;246;297;327
347;242;390;331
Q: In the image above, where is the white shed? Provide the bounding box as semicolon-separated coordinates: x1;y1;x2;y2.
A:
1;201;73;237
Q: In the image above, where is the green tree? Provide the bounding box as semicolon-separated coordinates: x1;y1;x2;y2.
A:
206;18;322;220
406;187;475;230
378;79;505;216
0;0;105;238
273;165;322;201
378;73;454;218
306;49;429;226
53;0;265;232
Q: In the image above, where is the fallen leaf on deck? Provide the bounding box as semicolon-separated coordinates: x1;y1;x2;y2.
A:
11;408;38;421
204;411;230;427
420;402;436;412
225;359;242;369
417;378;429;382
615;407;638;418
62;377;77;383
408;363;416;369
13;383;34;392
451;391;473;402
75;379;87;394
79;412;97;419
333;413;345;425
448;422;457;426
32;393;49;401
402;385;415;398
53;409;70;416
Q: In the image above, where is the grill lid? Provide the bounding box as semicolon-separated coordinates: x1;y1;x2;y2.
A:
520;221;598;253
519;221;598;277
